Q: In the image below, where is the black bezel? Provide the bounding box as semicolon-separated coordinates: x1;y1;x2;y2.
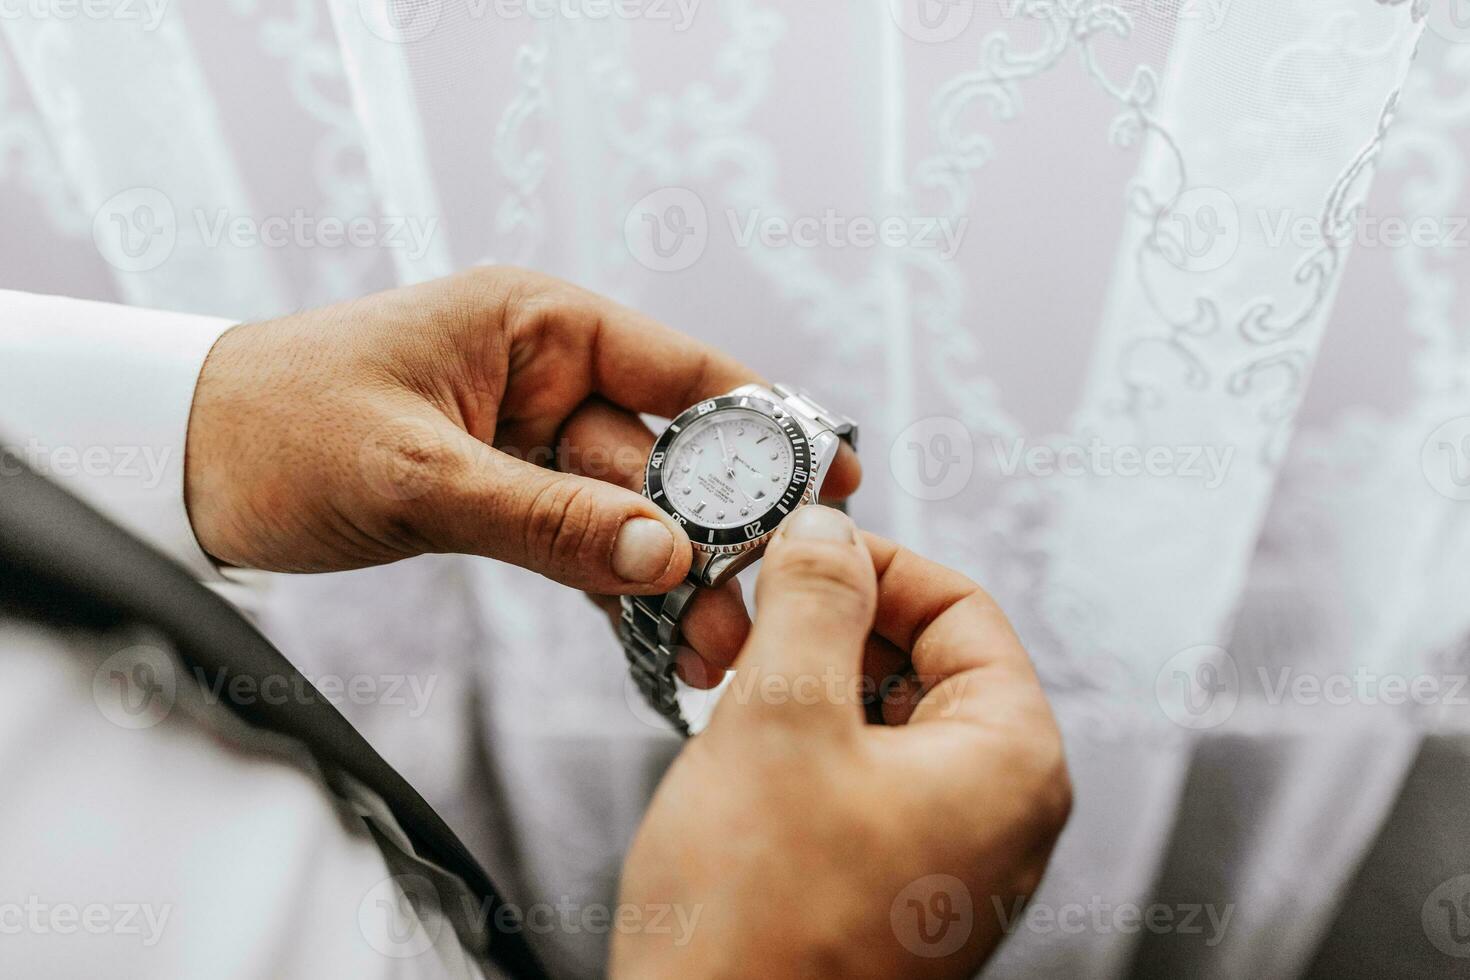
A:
644;395;811;547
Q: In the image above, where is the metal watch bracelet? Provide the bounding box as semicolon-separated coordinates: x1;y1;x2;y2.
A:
618;385;857;737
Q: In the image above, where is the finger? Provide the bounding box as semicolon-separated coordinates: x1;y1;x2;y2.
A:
820;443;862;503
487;270;862;499
724;506;875;729
404;421;692;594
556;398;652;492
588;579;750;690
676;578;750;680
862;532;1044;729
859;632;912;726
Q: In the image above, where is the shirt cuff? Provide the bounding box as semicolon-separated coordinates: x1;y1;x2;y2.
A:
0;290;234;581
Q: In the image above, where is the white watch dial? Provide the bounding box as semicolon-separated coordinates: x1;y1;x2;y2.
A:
665;408;794;530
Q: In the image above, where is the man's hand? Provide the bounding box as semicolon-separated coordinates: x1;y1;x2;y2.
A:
612;507;1072;979
183;267;859;679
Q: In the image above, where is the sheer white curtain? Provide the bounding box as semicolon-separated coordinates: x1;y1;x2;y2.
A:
4;1;1468;975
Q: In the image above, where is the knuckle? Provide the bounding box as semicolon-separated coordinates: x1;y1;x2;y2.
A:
763;542;873;620
522;478;601;569
1016;729;1073;834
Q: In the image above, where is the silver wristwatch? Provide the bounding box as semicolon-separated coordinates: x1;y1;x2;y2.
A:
618;383;858;736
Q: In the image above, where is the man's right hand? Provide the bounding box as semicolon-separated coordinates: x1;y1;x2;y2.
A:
611;506;1072;978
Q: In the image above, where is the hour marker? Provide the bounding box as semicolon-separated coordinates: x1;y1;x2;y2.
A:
770;474;780;482
681;487;691;496
716;510;725;520
755;489;766;500
692;501;706;514
769;452;778;460
740;507;749;516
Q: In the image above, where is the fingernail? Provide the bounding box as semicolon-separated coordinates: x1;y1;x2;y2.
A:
782;505;854;543
613;517;676;583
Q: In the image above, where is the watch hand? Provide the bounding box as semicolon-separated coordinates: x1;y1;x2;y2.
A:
715;428;736;475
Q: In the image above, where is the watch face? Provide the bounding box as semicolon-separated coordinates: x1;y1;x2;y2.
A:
646;395;811;546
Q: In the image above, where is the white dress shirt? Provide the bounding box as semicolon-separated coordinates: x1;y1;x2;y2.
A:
0;291;496;979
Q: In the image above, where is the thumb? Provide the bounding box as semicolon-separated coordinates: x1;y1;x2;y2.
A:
731;506;876;727
390;421;692;594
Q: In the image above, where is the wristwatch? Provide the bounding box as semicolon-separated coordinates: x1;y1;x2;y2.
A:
618;383;858;736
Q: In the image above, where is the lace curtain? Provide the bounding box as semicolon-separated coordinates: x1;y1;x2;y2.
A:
4;1;1468;976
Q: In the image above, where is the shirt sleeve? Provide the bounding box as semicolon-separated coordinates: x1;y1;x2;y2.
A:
0;290;234;581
